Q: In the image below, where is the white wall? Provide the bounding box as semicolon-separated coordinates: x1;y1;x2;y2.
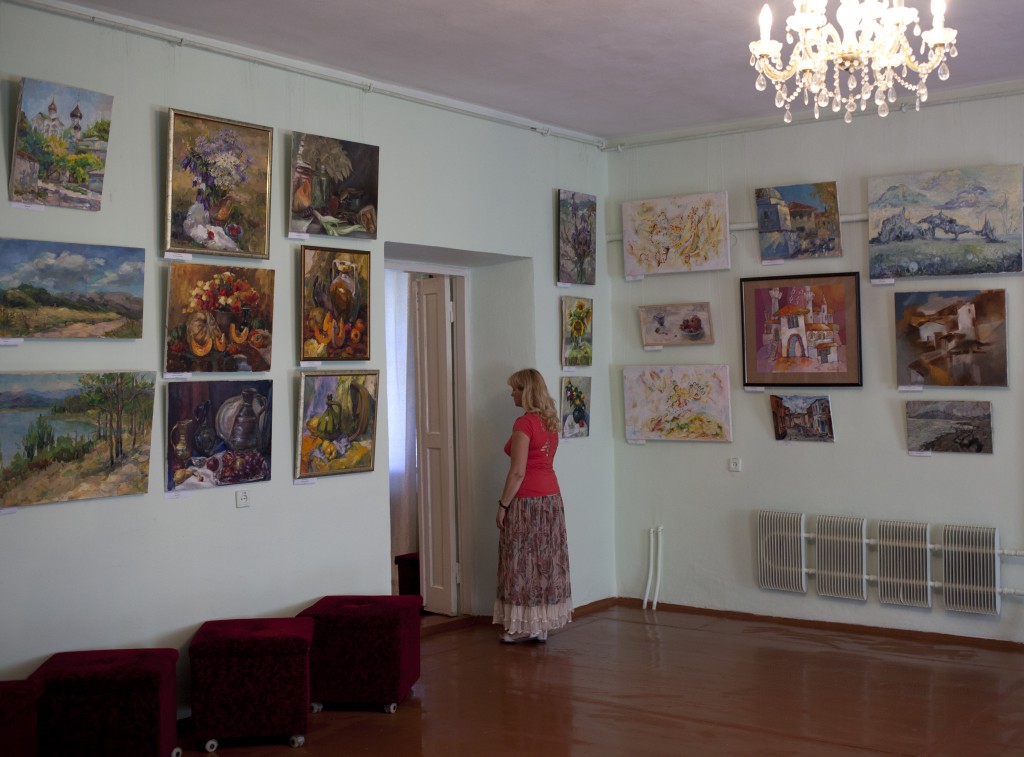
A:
608;93;1024;643
0;2;614;680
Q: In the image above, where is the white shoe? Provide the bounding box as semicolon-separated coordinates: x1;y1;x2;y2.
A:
529;630;547;643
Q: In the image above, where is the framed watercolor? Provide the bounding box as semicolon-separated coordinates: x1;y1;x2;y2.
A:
9;77;114;211
868;164;1023;279
0;371;155;508
164;262;275;374
166;380;273;491
296;370;379;478
560;376;591;439
0;237;144;339
638;302;713;347
740;272;862;387
894;289;1006;388
622;191;730;278
905;400;992;454
561;296;593;367
300;246;370;361
623;364;732;442
289;132;379;239
755;181;841;262
770;394;834;442
557;189;597;285
165;109;273;259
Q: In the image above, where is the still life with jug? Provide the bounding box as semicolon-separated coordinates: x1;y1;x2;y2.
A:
166;380;272;490
296;371;378;478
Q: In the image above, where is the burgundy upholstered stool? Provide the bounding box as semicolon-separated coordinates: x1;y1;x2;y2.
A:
0;678;42;757
29;647;180;757
189;617;314;751
297;595;422;713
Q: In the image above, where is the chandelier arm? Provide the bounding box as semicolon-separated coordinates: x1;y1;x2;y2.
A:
754;57;805;83
901;45;948;76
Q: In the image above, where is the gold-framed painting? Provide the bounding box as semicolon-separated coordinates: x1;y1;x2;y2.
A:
296;370;379;478
300;246;370;361
165;109;273;259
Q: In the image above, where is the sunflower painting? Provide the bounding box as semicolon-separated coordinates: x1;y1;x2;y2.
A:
561;296;593;368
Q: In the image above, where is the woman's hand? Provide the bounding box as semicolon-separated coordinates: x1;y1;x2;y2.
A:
496;503;507;530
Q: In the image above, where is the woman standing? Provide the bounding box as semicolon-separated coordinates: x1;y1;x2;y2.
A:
494;368;572;642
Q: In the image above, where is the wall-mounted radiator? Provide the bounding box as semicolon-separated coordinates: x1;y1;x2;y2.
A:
756;510;806;594
815;515;868;601
941;524;1000;615
877;520;932;609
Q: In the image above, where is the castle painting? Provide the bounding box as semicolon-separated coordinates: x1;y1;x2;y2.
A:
755;181;841;262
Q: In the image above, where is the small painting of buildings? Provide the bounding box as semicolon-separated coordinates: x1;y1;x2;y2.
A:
769;394;834;442
759;285;843;369
755;181;841;261
894;289;1006;387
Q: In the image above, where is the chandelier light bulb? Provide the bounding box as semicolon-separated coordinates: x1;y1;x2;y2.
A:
748;0;957;124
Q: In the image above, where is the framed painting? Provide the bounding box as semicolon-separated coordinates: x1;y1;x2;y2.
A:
770;394;834;442
0;371;155;508
906;400;992;454
740;272;862;387
868;164;1023;279
9;77;114;211
557;189;597;285
166;380;273;490
296;370;379;478
165;109;273;258
561;296;593;367
560;376;591;439
623;364;732;442
289;132;379;239
894;289;1006;388
638;302;713;347
0;237;144;338
164;262;275;374
622;191;730;278
300;246;370;361
755;181;841;261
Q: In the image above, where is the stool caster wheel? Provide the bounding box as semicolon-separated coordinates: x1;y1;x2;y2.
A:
172;749;183;757
310;701;324;713
289;734;306;748
205;738;219;753
383;702;398;714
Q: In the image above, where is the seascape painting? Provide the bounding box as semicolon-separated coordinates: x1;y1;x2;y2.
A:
164;262;275;374
622;192;730;277
868;164;1023;279
561;296;593;367
289;132;379;239
0;238;144;339
166;380;272;491
301;247;370;361
9;78;114;211
905;400;992;454
770;395;834;442
755;181;841;261
894;289;1006;387
296;371;379;478
623;365;732;442
638;302;713;347
0;372;155;508
560;376;591;439
558;189;597;285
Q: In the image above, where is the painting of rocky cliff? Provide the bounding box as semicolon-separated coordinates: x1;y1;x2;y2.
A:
868;164;1022;279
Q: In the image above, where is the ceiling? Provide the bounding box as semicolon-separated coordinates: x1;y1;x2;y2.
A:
37;0;1024;141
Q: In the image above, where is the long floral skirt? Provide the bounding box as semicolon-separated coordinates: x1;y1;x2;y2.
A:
493;493;572;635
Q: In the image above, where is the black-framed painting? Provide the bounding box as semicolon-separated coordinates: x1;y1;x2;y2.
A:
740;272;862;387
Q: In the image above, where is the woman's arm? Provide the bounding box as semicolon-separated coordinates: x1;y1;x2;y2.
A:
496;429;529;529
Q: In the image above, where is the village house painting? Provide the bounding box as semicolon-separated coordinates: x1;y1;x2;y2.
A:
894;289;1007;387
769;394;834;442
9;78;113;211
755;181;841;261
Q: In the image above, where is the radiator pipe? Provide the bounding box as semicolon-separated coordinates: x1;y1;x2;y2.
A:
652;526;664;610
642;527;655;608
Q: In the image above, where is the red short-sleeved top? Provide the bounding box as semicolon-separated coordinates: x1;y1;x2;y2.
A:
504;412;560;497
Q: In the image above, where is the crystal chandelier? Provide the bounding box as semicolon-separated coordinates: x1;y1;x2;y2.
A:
748;0;958;123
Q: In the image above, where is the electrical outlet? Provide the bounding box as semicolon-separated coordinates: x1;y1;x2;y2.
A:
728;457;742;473
235;490;250;508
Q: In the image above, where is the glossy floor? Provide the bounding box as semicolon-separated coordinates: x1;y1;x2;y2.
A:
180;604;1024;755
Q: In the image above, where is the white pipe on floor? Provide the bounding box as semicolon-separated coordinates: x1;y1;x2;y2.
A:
652;526;664;610
642;527;655;608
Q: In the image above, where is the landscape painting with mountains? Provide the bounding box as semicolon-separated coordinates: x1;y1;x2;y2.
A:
0;237;144;338
868;164;1022;279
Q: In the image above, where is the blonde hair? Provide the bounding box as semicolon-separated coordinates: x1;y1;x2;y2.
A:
508;368;560;432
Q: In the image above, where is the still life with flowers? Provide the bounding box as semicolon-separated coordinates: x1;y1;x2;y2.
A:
558;189;597;285
166;109;272;258
296;371;379;478
164;262;275;374
561;296;593;368
560;376;591;439
623;364;732;442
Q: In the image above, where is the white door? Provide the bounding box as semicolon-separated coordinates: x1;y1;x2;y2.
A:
413;276;458;615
